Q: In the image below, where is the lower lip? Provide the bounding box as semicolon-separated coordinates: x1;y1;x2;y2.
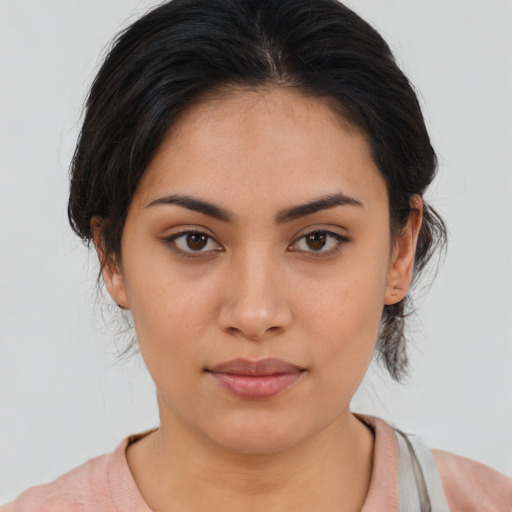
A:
210;372;304;400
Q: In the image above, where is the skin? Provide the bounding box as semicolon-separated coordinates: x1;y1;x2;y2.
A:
97;87;422;512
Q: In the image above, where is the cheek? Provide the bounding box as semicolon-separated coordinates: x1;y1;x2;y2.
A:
122;257;221;375
307;284;382;358
299;252;389;385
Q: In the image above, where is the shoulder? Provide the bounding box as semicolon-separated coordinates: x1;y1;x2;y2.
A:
433;448;512;512
2;450;115;512
360;414;512;511
2;429;155;512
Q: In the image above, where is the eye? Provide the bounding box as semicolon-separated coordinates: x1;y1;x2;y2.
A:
166;230;222;257
289;230;349;257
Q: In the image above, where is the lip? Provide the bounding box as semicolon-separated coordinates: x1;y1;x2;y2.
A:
209;357;304;375
207;358;305;400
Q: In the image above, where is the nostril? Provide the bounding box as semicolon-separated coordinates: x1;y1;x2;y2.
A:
224;324;284;341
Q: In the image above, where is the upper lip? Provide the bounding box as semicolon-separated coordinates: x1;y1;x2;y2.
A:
208;358;304;376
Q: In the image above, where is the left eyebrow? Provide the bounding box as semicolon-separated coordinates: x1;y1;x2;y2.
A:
275;193;363;224
145;192;363;223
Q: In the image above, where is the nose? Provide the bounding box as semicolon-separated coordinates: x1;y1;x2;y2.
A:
217;247;293;341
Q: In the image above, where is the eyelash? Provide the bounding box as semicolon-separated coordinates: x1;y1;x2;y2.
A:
164;229;350;259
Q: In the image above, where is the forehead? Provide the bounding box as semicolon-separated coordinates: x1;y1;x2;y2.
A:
133;87;388;215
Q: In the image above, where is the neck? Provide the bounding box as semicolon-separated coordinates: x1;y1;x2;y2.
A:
127;408;374;512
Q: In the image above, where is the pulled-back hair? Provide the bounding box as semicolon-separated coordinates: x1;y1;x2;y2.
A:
68;0;447;381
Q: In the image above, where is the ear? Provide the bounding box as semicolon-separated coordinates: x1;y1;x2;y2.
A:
384;195;423;305
91;217;130;310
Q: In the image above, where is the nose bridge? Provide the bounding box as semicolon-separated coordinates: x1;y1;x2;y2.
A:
218;241;291;340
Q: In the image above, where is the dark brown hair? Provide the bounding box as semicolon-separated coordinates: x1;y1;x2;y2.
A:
68;0;447;381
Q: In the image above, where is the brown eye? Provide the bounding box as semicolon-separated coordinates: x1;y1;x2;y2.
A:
186;232;208;250
305;232;327;251
290;230;349;257
167;230;222;256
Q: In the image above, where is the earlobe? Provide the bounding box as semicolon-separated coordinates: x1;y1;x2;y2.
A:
384;195;423;305
101;260;130;310
91;217;130;310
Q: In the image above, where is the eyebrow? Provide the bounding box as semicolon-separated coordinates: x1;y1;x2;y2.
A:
146;192;363;223
275;193;363;223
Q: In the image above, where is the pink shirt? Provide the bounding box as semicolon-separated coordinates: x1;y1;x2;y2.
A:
4;416;511;511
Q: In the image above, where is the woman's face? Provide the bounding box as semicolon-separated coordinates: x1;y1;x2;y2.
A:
104;87;419;454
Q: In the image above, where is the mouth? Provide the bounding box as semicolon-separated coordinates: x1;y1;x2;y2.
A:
206;358;306;400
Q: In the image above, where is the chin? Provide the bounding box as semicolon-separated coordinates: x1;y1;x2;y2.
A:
205;413;309;456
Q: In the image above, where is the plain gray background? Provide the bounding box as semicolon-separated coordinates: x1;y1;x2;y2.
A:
1;0;511;502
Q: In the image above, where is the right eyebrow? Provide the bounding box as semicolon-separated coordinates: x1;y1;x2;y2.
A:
146;194;232;222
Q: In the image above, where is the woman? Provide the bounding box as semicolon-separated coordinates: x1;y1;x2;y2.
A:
3;0;511;510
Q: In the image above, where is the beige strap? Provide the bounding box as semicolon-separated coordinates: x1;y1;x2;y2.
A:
395;429;451;512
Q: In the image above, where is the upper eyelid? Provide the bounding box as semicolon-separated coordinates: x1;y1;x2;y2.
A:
168;228;216;239
167;230;223;248
164;228;348;252
290;230;349;248
297;229;347;239
166;227;346;240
